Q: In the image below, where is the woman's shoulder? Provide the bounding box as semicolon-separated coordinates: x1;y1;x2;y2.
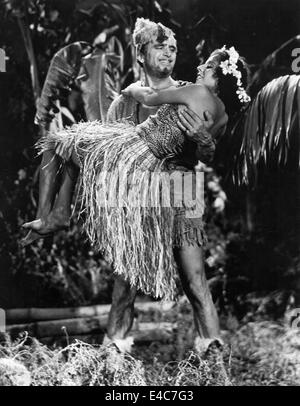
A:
182;84;215;100
184;84;225;119
187;84;222;116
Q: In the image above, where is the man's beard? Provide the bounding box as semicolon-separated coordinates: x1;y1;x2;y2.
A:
144;61;174;79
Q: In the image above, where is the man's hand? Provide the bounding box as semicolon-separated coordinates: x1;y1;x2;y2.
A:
177;108;214;143
177;109;216;164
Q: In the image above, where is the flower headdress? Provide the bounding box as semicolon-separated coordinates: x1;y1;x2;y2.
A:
219;46;251;104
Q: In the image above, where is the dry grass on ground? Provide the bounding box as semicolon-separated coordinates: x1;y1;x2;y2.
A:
0;301;299;386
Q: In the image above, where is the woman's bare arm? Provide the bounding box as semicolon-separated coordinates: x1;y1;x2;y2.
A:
122;82;205;108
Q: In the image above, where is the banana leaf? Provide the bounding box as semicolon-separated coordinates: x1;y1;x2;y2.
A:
232;75;300;185
35;41;93;127
78;36;124;122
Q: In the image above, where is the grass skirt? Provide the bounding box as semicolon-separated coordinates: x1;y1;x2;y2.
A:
37;121;206;300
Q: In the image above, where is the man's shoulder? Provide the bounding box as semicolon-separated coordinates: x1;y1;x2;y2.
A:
107;93;137;122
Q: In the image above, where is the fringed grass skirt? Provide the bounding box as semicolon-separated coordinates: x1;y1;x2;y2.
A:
38;121;206;300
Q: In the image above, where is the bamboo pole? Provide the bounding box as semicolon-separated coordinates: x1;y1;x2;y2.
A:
6;301;175;323
6;315;108;338
132;322;174;343
6;305;111;323
6;317;175;341
40;322;175;346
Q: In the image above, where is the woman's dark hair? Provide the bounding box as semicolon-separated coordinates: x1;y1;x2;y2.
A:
209;48;250;117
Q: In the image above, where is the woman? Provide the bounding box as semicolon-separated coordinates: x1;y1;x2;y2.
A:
23;46;250;300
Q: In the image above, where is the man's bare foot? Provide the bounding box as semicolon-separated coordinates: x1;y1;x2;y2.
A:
102;334;134;353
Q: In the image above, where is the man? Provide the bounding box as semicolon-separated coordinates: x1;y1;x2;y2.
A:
104;18;220;353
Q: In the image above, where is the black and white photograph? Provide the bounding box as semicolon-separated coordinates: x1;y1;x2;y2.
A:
0;0;299;388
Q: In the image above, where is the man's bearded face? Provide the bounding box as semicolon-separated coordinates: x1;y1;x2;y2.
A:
143;35;177;79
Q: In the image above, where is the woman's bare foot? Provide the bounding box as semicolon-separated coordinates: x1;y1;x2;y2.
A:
20;229;52;247
21;210;70;247
22;219;45;232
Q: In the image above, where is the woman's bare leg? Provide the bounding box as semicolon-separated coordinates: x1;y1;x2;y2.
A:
50;161;79;223
24;163;78;235
37;150;59;218
21;150;60;246
21;150;80;245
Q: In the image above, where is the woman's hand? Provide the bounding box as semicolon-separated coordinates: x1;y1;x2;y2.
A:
122;83;154;104
122;82;140;96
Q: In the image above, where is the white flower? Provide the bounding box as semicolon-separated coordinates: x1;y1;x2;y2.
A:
220;60;229;74
213;196;226;212
207;180;221;192
228;47;239;62
206;256;215;267
219;45;251;104
219;191;227;201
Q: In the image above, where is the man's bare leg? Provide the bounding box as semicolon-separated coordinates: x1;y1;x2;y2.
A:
174;245;230;383
104;246;219;352
104;275;137;352
174;245;220;345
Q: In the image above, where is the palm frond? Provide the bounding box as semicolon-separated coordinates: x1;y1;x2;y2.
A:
35;41;93;127
232;75;300;185
249;35;300;96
